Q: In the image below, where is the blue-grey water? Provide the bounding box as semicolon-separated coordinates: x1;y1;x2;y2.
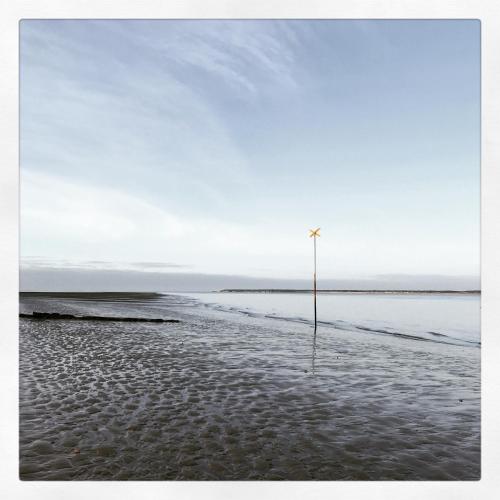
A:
178;292;480;347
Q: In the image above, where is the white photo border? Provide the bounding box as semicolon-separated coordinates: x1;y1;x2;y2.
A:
1;1;498;499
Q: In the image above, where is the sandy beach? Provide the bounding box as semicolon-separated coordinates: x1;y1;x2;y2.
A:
19;292;480;480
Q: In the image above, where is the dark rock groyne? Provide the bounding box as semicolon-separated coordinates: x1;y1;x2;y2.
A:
19;312;180;323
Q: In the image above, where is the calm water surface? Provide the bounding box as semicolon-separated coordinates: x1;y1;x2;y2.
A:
179;292;480;347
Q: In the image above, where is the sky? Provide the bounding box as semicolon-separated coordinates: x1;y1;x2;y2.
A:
20;20;480;290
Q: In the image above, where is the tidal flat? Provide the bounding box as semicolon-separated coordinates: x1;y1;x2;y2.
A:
19;292;480;480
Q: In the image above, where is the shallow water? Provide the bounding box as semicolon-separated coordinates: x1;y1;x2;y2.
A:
19;292;480;480
181;291;480;347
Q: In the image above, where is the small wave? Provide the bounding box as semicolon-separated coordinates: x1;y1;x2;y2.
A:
427;331;480;346
427;331;447;337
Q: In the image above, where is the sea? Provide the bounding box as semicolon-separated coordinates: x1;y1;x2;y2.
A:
176;291;480;348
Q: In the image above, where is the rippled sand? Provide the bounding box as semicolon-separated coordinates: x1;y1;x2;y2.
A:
19;293;480;480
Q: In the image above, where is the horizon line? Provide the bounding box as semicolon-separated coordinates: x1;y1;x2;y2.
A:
19;289;481;294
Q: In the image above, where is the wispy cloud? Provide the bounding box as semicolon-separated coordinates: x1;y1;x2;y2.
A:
21;256;191;272
125;20;302;98
22;21;298;212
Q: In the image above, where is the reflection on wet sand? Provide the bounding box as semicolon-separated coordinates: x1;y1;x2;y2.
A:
311;328;318;375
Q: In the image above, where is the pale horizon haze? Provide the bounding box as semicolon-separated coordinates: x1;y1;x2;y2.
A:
20;20;480;291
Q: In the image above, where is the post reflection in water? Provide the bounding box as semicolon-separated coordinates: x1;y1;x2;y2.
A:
311;327;318;374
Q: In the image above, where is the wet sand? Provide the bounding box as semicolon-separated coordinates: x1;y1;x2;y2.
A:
19;293;480;480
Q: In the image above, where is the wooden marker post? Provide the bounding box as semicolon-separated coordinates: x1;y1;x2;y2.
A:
309;228;321;330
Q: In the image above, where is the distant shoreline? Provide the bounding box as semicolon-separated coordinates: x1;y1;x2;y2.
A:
19;290;481;296
219;289;481;294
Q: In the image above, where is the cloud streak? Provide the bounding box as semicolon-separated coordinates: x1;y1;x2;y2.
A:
21;256;191;272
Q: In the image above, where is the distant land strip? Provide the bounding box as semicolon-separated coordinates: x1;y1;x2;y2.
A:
219;289;481;294
19;312;180;323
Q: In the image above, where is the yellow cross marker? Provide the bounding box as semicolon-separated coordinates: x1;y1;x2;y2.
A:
309;228;321;238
